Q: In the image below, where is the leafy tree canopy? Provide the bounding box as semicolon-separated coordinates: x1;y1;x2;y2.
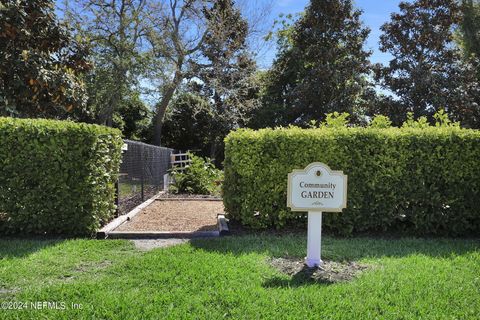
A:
255;0;372;128
187;0;260;161
162;92;213;157
0;0;89;118
459;0;480;62
375;0;480;127
63;0;155;128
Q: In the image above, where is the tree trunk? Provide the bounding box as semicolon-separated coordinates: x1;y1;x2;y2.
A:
209;139;217;161
152;65;183;146
98;93;117;127
152;85;175;146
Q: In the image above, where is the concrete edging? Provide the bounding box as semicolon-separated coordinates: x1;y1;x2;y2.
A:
106;230;220;239
155;198;222;201
97;192;164;239
217;214;230;236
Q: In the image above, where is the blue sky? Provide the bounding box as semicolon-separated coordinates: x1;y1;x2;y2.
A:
56;0;405;69
258;0;406;68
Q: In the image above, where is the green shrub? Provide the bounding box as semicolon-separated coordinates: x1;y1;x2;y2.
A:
369;115;392;128
169;153;223;196
0;117;122;236
322;111;350;128
307;112;350;128
223;126;480;235
402;112;430;128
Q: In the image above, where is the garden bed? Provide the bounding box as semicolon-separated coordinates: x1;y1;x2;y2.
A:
115;198;224;232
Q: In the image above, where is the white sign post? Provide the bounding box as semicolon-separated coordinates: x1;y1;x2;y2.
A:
287;163;347;268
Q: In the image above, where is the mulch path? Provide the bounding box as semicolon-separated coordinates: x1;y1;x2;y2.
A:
116;198;224;232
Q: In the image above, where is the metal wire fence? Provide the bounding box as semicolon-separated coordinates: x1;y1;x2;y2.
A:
116;140;173;215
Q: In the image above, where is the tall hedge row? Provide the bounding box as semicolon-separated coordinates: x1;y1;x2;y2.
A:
223;127;480;235
0;117;123;236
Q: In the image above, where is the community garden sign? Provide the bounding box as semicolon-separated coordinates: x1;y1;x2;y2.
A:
287;163;347;267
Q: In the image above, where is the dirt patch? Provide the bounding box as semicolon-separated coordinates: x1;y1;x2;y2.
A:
59;260;114;282
268;257;370;284
132;239;189;251
74;260;113;273
0;287;20;296
116;200;223;232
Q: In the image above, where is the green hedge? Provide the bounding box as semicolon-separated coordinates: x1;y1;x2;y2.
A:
0;117;122;236
223;127;480;235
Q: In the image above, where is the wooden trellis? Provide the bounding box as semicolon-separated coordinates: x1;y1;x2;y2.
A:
170;152;192;171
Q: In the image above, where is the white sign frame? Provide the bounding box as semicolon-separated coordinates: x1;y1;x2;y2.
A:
287;162;347;212
286;162;348;268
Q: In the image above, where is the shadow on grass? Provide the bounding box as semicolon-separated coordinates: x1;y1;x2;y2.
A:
0;238;64;259
263;265;336;288
190;233;480;261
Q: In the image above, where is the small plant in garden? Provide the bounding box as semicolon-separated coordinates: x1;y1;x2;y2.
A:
169;153;223;196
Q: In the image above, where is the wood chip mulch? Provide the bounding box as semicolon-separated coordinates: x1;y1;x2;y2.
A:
116;199;224;232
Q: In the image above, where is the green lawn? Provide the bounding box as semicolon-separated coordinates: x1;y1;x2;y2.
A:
0;235;479;319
